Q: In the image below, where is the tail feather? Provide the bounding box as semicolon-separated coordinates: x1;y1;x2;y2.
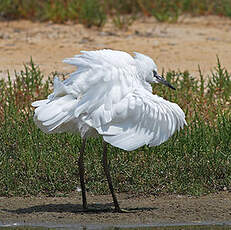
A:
31;99;49;107
33;95;79;134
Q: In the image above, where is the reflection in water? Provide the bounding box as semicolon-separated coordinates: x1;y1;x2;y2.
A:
1;224;231;230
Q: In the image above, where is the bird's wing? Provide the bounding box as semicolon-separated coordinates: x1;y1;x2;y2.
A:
85;89;186;151
32;50;138;136
62;49;137;118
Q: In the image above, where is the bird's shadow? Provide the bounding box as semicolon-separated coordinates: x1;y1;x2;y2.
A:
2;202;157;214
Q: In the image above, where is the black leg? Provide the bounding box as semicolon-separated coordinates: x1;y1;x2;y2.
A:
102;141;122;212
78;138;87;210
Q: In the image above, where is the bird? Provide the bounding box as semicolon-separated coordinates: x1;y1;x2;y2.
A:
32;49;186;212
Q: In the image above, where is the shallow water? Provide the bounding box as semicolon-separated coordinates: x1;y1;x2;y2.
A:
1;224;231;230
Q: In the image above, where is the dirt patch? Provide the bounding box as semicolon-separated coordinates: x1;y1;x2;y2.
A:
1;192;231;226
1;16;231;80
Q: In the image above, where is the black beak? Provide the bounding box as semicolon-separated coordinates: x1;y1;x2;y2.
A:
155;74;176;90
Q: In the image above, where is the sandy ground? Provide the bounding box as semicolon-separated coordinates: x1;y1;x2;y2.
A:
1;16;231;226
1;16;231;80
1;192;231;227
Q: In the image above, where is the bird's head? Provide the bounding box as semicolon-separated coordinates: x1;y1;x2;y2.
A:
134;52;175;90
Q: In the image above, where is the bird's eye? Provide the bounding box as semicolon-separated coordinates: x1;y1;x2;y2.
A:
153;70;158;77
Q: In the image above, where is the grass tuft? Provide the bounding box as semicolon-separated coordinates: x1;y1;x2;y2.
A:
0;59;230;196
1;0;231;27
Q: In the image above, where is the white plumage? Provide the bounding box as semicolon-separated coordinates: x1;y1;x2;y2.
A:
32;49;186;151
32;49;187;212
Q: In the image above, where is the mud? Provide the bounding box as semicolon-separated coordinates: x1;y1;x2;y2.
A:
1;192;231;225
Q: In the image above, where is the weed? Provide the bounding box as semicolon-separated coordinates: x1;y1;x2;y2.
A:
1;0;231;26
112;14;136;30
77;0;106;28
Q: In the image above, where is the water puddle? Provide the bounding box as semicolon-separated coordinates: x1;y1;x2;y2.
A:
1;223;231;230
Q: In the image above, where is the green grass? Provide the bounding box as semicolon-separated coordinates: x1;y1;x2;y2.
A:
0;58;230;197
0;0;231;27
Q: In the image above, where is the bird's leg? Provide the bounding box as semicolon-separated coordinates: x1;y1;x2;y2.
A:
78;138;87;210
102;141;122;212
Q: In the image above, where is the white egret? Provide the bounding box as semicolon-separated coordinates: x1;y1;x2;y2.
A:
32;49;186;212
